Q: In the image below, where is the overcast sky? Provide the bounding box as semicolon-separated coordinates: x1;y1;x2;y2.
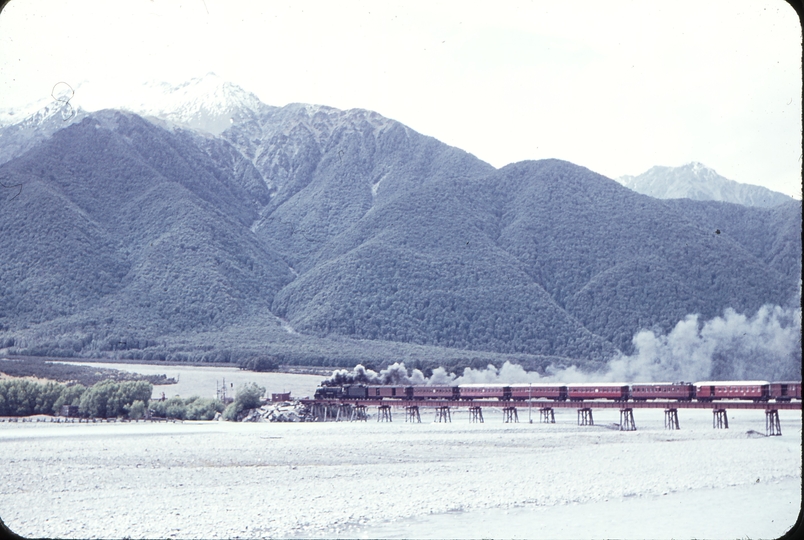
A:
0;0;801;198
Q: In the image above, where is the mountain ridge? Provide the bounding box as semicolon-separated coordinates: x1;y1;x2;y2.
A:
0;78;799;379
617;162;794;208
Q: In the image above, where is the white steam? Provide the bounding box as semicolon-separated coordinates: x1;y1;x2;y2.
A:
605;304;801;382
324;304;801;385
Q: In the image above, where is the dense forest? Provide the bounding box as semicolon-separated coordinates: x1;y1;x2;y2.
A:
0;106;799;380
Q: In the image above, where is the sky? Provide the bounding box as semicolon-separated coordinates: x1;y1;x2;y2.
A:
0;0;801;198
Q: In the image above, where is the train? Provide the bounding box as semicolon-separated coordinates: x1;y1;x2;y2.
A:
314;380;802;403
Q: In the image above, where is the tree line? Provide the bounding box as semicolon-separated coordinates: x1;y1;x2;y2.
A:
0;378;266;421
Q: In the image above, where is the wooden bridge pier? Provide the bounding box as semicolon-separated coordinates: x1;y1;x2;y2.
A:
502;407;519;423
713;408;729;429
434;406;452;423
664;408;680;430
539;407;555;423
619;408;636;431
405;405;421;423
351;404;367;421
577;408;594;426
377;405;393;422
312;402;332;421
335;403;352;421
766;409;781;436
468;406;484;423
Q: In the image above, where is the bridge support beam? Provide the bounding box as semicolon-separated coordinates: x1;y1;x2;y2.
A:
539;407;555;423
766;409;781;436
619;408;636;431
469;406;484;423
335;403;352;421
713;408;729;429
434;406;451;423
312;402;333;421
377;405;392;422
503;407;518;423
405;405;421;423
577;408;594;426
664;408;680;430
351;404;367;421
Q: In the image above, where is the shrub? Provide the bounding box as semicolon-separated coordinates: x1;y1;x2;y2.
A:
222;402;239;421
79;380;153;418
0;380;38;416
220;383;266;421
149;396;185;419
52;384;86;413
0;380;89;416
165;401;187;420
234;382;265;410
149;395;225;420
126;400;146;420
184;397;225;420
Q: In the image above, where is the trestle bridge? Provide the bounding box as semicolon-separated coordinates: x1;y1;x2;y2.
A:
301;399;801;436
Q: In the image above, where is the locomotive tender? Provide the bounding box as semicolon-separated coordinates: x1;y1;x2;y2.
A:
314;380;802;403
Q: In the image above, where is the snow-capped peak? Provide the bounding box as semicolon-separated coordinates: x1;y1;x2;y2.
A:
114;73;269;135
0;73;270;136
617;163;794;208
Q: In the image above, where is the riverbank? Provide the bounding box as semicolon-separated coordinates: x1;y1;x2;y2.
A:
0;407;799;539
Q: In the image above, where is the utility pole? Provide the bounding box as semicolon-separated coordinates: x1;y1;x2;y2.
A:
529;383;533;423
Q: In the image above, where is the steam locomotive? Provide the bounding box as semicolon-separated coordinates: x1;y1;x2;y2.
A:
314;380;802;403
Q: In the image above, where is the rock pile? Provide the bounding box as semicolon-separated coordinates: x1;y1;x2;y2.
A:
239;401;312;422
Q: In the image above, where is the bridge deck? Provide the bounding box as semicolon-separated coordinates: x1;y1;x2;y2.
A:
301;399;802;410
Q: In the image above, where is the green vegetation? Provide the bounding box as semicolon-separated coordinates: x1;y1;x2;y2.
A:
0;377;271;421
125;400;147;420
238;356;279;372
78;380;153;418
1;108;799;380
0;380;73;416
0;379;152;418
223;382;266;421
149;395;225;420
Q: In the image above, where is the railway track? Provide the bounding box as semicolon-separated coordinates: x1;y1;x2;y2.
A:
301;399;802;410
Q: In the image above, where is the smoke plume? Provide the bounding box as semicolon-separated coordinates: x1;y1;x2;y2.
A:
321;362;427;387
322;304;801;385
604;304;801;382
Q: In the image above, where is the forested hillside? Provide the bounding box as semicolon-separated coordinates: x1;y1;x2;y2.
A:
461;160;797;352
0;103;799;378
0;111;294;342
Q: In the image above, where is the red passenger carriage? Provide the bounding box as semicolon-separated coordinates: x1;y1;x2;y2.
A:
458;384;508;400
508;384;568;401
694;381;770;402
412;385;459;400
630;382;694;401
566;383;629;401
769;381;801;402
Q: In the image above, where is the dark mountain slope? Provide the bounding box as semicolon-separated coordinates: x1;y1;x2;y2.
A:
227;104;495;270
0;111;294;338
661;198;802;287
1;103;798;373
272;181;618;361
462;160;796;352
9;111;268;230
0;172;126;327
0;102;87;166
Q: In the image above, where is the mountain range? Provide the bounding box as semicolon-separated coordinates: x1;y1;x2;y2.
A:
0;74;800;379
617;162;795;207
